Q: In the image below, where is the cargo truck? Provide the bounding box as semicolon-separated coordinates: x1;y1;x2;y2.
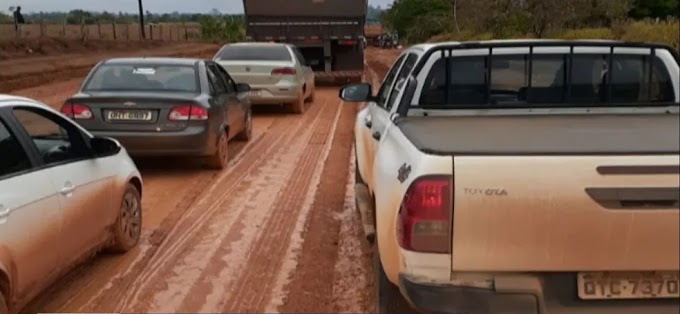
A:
242;0;367;84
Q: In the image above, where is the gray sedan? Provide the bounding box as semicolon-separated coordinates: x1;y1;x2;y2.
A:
62;57;252;170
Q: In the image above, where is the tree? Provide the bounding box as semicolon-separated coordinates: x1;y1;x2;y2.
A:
629;0;679;18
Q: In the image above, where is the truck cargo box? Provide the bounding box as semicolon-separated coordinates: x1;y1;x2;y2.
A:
243;0;367;17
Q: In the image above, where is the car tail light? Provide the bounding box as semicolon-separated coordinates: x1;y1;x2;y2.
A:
397;175;452;253
271;67;296;75
168;104;208;121
60;102;93;120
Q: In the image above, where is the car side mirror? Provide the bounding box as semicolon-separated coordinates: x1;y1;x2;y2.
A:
339;83;374;102
91;136;121;157
236;83;251;93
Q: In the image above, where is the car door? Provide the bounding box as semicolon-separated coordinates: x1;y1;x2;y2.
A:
213;62;246;134
361;54;407;188
205;63;233;138
9;105;117;273
0;110;61;304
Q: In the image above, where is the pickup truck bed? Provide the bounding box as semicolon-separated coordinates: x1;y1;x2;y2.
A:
397;113;680;155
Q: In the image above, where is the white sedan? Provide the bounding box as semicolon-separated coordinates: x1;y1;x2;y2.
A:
0;94;143;314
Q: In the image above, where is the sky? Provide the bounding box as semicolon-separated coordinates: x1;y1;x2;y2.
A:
2;0;395;14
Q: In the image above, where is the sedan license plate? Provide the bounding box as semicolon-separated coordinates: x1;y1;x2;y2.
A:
577;271;679;300
107;110;152;121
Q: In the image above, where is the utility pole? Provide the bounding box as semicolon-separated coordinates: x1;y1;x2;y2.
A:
138;0;146;39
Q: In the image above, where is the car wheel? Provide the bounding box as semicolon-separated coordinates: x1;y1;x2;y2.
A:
235;109;252;142
289;92;305;114
205;131;229;170
374;243;412;314
306;85;316;103
108;184;142;253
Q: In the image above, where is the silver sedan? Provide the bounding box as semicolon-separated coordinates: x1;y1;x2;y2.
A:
214;42;315;114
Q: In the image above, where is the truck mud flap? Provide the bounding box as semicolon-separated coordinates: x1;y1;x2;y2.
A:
314;71;363;86
354;183;376;244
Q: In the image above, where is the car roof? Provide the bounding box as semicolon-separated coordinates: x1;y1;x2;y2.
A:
103;57;203;66
0;94;40;107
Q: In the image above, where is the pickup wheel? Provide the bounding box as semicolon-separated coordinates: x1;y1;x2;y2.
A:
354;149;363;184
374;244;413;313
0;293;8;314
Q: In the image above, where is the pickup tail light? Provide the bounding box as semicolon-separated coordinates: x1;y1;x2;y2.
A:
60;102;93;120
271;67;296;75
397;175;452;253
168;104;208;121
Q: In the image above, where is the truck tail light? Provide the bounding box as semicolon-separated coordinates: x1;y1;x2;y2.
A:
168;104;208;121
271;67;296;75
397;175;452;253
60;102;93;120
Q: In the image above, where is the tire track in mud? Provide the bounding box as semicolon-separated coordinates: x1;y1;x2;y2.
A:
27;122;271;314
219;92;343;313
84;95;329;312
42;116;285;313
125;97;331;312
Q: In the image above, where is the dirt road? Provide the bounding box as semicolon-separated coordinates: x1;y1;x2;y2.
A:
4;45;402;313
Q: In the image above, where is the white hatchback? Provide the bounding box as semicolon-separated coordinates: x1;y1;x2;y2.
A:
0;94;143;314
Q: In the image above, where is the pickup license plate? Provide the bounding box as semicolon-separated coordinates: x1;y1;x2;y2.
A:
107;110;152;121
577;271;679;300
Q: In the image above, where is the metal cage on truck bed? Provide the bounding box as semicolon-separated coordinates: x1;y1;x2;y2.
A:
394;40;680;116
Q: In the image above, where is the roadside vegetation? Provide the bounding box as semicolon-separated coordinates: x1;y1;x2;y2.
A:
381;0;679;50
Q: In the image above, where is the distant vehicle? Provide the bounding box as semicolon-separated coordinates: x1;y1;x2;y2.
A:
62;57;253;170
340;39;680;314
214;42;315;114
242;0;366;84
0;94;143;314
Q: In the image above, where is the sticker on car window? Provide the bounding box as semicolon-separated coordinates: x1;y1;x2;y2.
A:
133;67;156;75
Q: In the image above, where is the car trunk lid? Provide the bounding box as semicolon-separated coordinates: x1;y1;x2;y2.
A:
65;92;200;132
451;155;679;271
216;60;294;86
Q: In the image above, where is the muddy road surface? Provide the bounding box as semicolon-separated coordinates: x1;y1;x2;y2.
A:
6;44;405;313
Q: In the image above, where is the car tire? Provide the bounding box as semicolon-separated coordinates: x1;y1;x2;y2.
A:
289;92;305;114
374;243;413;314
205;131;229;170
307;86;316;103
108;184;142;254
235;109;252;142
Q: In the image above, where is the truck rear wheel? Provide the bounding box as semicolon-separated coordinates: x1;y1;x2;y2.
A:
374;244;413;313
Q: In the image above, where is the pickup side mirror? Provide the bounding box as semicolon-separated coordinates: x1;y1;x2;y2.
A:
91;136;121;157
236;83;251;93
339;83;374;102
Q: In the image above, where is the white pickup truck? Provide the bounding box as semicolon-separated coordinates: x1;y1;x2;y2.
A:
340;39;680;314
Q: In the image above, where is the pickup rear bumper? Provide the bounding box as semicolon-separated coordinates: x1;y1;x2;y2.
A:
398;273;680;314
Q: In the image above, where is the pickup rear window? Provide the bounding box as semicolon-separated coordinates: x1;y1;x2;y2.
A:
419;54;675;106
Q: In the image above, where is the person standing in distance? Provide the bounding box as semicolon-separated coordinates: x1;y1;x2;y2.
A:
14;6;25;38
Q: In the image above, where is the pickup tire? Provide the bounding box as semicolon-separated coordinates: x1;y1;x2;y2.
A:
0;293;8;314
374;243;412;313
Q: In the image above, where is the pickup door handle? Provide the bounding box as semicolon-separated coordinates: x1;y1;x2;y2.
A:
60;182;76;195
0;204;9;218
372;131;381;140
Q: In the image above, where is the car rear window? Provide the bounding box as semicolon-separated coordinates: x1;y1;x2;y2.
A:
419;53;676;107
215;45;292;61
83;64;199;92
